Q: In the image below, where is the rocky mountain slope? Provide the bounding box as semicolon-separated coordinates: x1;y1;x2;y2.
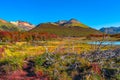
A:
99;27;120;34
55;18;89;28
10;21;35;31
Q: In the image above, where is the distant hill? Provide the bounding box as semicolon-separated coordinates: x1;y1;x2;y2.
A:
10;21;35;31
0;19;24;31
99;27;120;34
30;19;101;37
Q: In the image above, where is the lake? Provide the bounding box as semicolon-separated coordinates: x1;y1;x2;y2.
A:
88;41;120;45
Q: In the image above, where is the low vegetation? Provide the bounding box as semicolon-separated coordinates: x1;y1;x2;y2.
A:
0;37;119;80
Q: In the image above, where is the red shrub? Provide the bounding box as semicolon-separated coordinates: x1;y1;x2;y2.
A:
91;63;101;75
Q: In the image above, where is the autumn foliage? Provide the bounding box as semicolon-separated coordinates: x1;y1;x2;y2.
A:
91;63;101;75
0;31;58;42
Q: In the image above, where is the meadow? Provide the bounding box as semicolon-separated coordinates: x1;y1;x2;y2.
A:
0;37;119;80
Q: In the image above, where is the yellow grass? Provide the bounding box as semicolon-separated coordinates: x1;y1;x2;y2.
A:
2;38;113;58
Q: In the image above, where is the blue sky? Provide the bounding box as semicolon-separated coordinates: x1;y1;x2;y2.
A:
0;0;120;29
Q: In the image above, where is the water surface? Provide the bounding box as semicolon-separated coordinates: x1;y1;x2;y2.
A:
88;41;120;45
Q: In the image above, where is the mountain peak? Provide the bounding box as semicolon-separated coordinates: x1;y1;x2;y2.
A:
55;20;67;25
10;21;35;31
68;18;81;24
54;18;88;28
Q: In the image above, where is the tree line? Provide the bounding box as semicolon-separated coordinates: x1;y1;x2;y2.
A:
0;31;58;42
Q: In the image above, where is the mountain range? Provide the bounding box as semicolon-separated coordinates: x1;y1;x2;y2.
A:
30;19;101;37
99;27;120;34
0;18;102;37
